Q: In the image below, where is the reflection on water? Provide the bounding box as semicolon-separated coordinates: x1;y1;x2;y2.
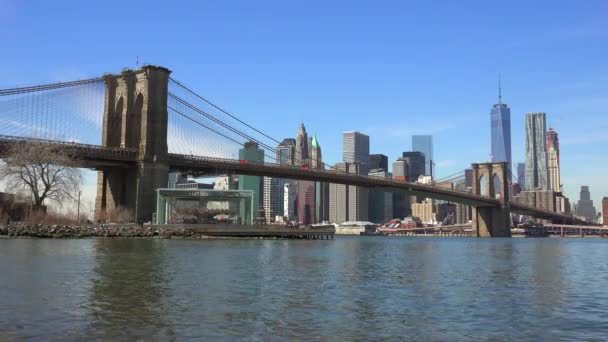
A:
87;239;175;340
1;237;608;340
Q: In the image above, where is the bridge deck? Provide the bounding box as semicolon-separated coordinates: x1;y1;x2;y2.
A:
0;136;589;224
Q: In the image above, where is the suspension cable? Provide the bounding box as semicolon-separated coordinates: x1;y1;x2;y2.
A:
0;78;104;96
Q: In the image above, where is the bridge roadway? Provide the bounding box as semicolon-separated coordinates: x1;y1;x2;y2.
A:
0;135;587;224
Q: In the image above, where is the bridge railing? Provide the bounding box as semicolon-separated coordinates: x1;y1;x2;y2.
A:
0;135;138;161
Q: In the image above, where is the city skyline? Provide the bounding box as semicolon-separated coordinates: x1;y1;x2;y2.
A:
1;0;607;210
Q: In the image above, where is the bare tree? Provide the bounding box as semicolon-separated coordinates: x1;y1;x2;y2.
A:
0;143;81;209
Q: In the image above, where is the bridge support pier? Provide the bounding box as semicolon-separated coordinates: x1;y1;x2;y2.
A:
471;162;511;237
95;65;171;223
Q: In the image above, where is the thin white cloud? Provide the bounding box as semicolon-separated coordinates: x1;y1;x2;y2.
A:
436;159;456;168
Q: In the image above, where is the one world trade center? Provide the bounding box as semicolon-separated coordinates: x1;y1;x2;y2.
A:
490;76;512;180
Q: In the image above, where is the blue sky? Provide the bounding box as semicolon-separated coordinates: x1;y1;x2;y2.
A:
1;0;607;210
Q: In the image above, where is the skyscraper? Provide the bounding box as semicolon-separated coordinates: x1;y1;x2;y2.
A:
262;177;286;222
525;113;549;190
517;162;526;190
412;135;433;177
297;180;316;224
293;124;317;224
369;154;388;171
276;138;296;165
546;128;561;191
369;169;393;223
577;186;596;221
311;134;329;222
343;131;370;165
401;152;426;181
264;138;296;222
295;123;309;166
329;162;368;223
239;141;264;222
490;77;512;176
391;159;411;218
283;182;297;221
310;134;323;169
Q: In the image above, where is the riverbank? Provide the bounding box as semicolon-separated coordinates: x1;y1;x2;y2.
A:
0;223;335;239
0;223;214;239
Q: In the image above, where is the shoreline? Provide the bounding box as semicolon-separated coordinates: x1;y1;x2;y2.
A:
0;223;335;240
0;223;218;239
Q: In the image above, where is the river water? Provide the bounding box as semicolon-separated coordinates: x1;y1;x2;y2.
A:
1;237;608;340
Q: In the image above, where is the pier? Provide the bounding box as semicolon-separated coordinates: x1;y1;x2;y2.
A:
185;224;335;239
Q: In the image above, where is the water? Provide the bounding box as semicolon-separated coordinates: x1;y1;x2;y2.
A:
1;237;608;341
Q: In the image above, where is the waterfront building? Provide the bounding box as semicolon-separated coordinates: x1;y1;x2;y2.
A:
412;135;434;177
412;199;435;225
546;128;561;191
525;113;549;190
238;141;264;212
343;131;370;165
517;162;526;190
369;154;388;171
156;189;254;225
490;78;512;178
368;169;393;223
576;186;597;221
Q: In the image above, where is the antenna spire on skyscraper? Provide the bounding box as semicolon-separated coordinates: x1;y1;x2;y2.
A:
498;73;502;105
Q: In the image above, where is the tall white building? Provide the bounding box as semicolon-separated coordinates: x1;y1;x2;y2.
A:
283;181;297;221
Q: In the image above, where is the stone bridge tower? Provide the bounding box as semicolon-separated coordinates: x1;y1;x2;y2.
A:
471;162;511;237
95;66;171;222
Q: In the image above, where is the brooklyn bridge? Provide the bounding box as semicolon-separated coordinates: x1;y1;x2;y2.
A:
0;65;588;236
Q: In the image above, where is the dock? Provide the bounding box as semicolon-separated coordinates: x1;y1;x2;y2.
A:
174;224;335;239
377;224;473;237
